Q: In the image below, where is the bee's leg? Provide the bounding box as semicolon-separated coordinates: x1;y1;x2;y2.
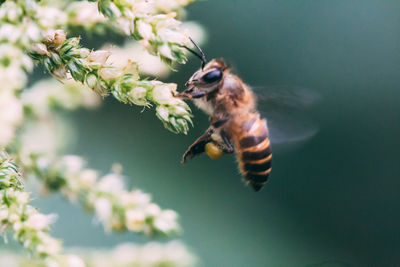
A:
220;130;235;154
181;127;213;164
176;89;206;99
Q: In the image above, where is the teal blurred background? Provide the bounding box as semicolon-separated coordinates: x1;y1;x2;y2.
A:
30;1;400;266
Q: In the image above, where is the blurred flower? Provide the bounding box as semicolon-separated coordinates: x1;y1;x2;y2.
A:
0;153;84;266
0;90;23;147
0;240;195;267
94;197;113;222
107;42;169;77
22;78;101;119
97;173;125;193
22;154;181;235
24;212;57;231
67;1;106;28
36;7;67;29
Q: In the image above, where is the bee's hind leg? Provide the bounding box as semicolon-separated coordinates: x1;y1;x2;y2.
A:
181;127;214;164
220;130;234;154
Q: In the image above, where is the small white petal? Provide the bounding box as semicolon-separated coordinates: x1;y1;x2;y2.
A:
98;67;122;81
137;20;154;40
88;50;111;65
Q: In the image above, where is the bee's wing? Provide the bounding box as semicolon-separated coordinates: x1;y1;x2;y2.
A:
252;85;321;145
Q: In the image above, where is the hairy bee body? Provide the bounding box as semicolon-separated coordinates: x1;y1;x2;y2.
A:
179;59;272;191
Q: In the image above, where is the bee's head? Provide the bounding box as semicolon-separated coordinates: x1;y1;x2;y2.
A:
177;38;228;99
184;59;227;96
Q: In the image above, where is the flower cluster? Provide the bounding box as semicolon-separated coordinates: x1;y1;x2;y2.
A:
0;240;195;267
29;30;192;134
26;155;180;235
0;152;85;266
0;189;62;258
0;0;67;147
0;152;23;190
0;0;42;48
96;0;194;65
105;20;205;78
0;0;201;264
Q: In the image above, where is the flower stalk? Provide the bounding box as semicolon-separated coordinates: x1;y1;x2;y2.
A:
29;30;192;134
24;154;181;235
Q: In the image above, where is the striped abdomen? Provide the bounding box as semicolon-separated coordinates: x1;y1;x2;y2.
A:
235;116;272;192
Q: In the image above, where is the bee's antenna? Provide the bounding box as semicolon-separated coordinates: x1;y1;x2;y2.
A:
181;37;207;69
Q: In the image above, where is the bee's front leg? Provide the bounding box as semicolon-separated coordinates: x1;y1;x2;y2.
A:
181;127;214;164
175;88;206;99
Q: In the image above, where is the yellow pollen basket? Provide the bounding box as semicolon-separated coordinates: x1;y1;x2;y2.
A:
205;142;224;160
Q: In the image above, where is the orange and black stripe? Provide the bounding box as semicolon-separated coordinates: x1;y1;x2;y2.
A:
236;118;272;192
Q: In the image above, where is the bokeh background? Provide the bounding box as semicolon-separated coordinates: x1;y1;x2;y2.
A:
24;1;400;266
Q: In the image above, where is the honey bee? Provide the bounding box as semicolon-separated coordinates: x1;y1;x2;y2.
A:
177;39;272;192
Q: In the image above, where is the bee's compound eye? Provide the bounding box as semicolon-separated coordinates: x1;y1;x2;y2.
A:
202;69;223;83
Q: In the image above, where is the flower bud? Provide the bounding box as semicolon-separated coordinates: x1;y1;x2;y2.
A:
152;83;178;105
53;30;66;46
85;73;97;88
172;105;189;116
68;37;81;47
43;29;56;43
136;20;154;40
123;60;139;79
31;43;50;56
51;66;67;80
88;50;111;65
129;86;148;106
116;18;133;35
158;28;185;44
98;67;122;81
93;80;109;97
156;106;170;122
159;44;173;60
80;48;90;58
108;2;122;18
